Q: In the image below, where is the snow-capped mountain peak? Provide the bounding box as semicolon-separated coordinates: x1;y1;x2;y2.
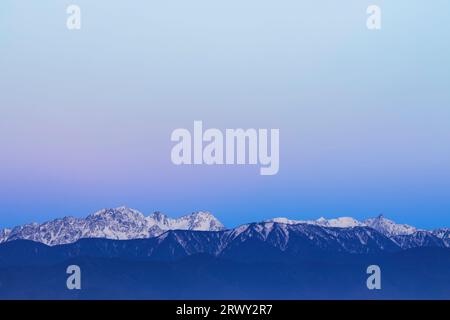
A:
0;207;225;246
90;206;142;218
363;214;417;237
168;211;225;231
88;207;147;224
317;217;364;228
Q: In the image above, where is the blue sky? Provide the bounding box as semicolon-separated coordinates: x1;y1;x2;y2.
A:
0;1;449;229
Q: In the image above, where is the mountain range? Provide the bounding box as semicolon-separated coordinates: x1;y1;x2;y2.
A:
0;207;224;246
1;207;449;250
1;207;450;299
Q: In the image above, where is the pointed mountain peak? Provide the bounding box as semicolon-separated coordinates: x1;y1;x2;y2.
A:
180;211;225;231
364;215;417;237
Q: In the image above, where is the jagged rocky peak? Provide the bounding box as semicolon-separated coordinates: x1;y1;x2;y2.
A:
175;211;225;231
363;214;417;237
88;206;146;221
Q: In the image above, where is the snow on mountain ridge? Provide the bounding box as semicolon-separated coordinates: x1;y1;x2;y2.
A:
1;209;447;250
391;230;447;249
153;211;224;231
0;207;225;246
319;217;364;228
363;214;418;237
432;228;450;247
222;222;400;255
0;228;11;243
267;215;417;236
268;216;365;228
433;228;450;239
265;215;447;249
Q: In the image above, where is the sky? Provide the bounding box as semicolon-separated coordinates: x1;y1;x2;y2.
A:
0;1;449;229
